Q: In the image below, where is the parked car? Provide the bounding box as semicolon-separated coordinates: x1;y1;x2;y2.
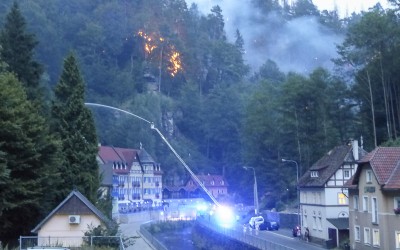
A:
263;220;280;231
260;211;280;231
249;216;264;229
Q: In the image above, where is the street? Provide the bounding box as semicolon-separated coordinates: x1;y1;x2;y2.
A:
118;210;327;250
248;227;326;250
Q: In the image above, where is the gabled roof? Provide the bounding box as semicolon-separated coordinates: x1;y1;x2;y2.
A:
138;148;155;163
98;146;139;173
299;144;367;188
350;147;400;189
31;190;112;233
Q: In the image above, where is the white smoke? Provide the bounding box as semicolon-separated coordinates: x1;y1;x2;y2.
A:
185;0;344;74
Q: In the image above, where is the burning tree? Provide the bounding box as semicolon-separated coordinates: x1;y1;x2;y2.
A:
137;30;182;78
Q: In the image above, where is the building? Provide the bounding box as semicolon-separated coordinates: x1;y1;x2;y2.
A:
97;145;162;211
347;147;400;250
31;190;111;247
99;162;113;199
298;140;366;248
163;174;229;201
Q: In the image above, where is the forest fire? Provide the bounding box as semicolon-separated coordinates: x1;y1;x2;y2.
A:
137;30;182;77
137;30;163;55
168;49;182;77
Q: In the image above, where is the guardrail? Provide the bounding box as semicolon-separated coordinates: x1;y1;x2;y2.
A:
139;223;168;250
19;236;125;250
196;217;295;250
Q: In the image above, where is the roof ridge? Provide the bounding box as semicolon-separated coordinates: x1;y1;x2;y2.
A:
385;155;400;185
31;190;111;233
111;145;124;162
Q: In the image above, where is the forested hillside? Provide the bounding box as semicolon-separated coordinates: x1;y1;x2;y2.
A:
1;0;400;245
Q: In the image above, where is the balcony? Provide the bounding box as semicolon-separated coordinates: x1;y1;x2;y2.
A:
132;195;141;200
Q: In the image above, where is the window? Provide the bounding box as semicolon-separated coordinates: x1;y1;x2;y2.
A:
371;197;378;224
364;228;371;245
354;195;359;210
372;229;380;247
312;216;317;230
396;231;400;249
366;170;372;183
355;226;360;242
338;193;347;205
318;217;322;231
394;197;400;209
344;170;350;178
363;196;369;212
303;215;308;227
311;171;318;177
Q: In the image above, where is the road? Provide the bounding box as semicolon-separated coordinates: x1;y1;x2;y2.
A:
118;211;158;250
247;227;326;250
118;209;326;250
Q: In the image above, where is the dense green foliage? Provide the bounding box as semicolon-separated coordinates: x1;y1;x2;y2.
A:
1;0;400;245
51;53;100;203
0;72;61;245
0;3;43;104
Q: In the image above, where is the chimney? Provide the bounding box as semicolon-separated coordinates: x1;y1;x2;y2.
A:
353;139;359;161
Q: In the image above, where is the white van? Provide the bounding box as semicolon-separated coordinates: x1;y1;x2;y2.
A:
249;216;264;229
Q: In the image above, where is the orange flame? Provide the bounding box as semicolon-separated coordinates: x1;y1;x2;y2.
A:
138;30;158;55
168;50;182;77
137;30;182;77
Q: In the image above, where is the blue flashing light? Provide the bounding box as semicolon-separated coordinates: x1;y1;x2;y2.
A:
215;206;235;228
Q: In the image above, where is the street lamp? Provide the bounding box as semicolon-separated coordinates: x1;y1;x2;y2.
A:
243;166;259;215
282;159;300;226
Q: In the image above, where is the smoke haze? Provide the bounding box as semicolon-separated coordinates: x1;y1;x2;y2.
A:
186;0;344;74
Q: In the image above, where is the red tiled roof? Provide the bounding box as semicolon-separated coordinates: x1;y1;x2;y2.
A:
360;147;400;189
98;146;121;163
98;146;139;172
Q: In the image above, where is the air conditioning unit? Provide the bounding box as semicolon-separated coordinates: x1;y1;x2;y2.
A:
68;215;81;224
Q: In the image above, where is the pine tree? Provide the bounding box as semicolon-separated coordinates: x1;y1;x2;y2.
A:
0;2;43;103
51;53;100;203
0;71;61;246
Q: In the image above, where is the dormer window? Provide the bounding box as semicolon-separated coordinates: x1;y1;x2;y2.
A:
220;180;224;185
211;180;214;185
311;171;319;177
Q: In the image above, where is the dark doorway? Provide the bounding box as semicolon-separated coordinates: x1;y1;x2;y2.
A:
327;228;337;249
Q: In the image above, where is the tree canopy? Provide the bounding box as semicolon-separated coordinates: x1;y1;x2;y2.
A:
1;1;400;244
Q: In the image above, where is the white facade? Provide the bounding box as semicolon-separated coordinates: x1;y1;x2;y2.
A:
299;140;363;247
